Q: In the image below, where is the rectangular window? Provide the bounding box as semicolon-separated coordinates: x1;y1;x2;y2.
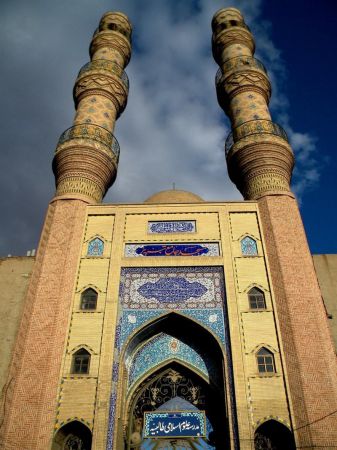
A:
74;356;90;374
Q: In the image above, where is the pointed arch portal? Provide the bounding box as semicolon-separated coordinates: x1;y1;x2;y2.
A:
121;313;230;450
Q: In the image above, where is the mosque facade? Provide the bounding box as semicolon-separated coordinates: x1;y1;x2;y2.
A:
0;7;336;450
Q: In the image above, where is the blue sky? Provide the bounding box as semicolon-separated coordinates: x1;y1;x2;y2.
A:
0;0;336;255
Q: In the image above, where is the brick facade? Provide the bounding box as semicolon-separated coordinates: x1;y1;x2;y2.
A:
1;200;87;450
258;195;337;448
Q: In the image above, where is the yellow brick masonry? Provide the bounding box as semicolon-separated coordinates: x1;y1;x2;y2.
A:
52;201;293;450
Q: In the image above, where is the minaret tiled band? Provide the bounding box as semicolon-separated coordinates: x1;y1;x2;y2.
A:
212;7;294;200
53;12;132;203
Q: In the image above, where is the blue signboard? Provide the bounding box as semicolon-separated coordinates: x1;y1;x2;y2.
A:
143;411;206;439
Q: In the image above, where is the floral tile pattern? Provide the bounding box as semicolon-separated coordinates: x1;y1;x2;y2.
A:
87;237;104;256
119;266;224;310
127;333;209;388
241;236;258;256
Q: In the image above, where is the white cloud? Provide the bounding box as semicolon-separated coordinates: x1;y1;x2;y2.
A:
0;0;323;254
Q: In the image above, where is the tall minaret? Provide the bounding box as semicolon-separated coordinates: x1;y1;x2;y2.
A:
2;13;132;450
212;7;293;200
212;7;337;449
53;11;131;203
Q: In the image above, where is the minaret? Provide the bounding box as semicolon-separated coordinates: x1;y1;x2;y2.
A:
2;13;132;450
212;7;293;200
212;7;337;449
53;11;131;203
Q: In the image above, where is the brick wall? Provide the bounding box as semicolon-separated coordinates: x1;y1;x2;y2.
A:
1;199;87;450
259;195;337;449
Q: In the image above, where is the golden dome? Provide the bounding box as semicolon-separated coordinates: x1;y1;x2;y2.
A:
144;189;204;204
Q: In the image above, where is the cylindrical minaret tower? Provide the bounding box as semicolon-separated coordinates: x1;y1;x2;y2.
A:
1;13;132;450
212;7;337;450
212;7;294;200
53;12;132;203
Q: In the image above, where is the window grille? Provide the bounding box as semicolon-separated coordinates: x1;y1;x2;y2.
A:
248;288;266;310
81;288;97;310
72;349;90;374
257;348;275;374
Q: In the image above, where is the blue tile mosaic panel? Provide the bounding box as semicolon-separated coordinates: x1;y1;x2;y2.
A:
241;236;258;256
124;243;220;257
148;221;196;234
87;237;104;256
106;392;116;450
119;267;224;310
119;309;226;350
107;267;239;450
128;333;209;388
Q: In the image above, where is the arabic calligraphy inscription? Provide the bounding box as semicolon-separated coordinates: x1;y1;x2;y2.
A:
144;411;206;438
124;243;220;257
148;221;196;234
138;277;207;303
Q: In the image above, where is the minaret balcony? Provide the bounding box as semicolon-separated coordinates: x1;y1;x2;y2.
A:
56;123;120;162
212;19;250;36
216;56;267;85
215;56;271;112
212;27;255;64
225;119;289;156
90;30;132;65
93;22;131;41
78;60;129;92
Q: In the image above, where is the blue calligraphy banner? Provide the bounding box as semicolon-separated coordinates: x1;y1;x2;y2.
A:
143;411;206;438
135;244;209;257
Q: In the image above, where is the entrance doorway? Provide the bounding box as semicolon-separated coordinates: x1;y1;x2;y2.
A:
127;363;225;449
122;313;231;450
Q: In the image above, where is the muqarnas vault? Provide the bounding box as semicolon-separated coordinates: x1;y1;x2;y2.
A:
1;6;337;450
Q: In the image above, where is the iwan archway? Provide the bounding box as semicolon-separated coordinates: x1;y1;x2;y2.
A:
116;313;232;450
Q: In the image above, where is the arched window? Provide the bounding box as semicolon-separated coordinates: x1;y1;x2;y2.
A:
256;348;275;374
87;237;104;256
254;420;296;450
72;348;90;374
81;288;97;310
241;236;258;256
248;288;266;310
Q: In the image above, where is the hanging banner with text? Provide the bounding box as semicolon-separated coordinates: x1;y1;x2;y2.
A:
143;411;206;439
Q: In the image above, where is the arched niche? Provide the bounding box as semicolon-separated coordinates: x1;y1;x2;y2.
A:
254;420;295;450
52;420;92;450
119;313;230;450
124;312;225;388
